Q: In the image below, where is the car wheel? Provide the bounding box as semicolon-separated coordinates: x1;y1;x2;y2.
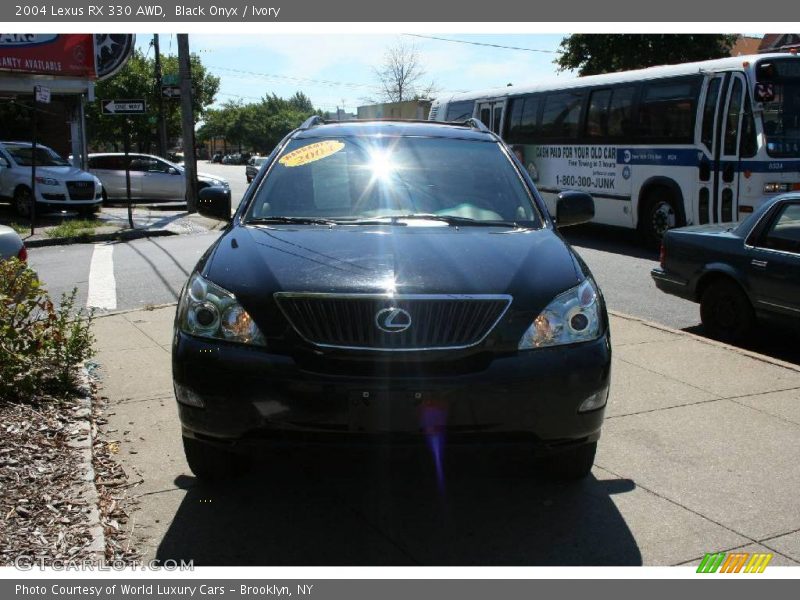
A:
700;279;754;343
639;188;680;249
14;186;33;218
534;441;596;481
101;189;109;205
182;435;251;481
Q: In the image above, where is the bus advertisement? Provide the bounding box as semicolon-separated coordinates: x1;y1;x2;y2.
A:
429;53;800;246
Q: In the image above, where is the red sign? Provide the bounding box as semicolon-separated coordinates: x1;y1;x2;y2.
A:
0;34;96;78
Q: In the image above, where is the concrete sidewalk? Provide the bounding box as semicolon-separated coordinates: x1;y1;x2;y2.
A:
92;306;800;566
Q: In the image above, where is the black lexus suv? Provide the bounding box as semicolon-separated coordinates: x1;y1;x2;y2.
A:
173;118;611;481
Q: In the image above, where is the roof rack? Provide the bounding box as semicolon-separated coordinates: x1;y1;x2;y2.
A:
463;118;490;133
298;115;325;130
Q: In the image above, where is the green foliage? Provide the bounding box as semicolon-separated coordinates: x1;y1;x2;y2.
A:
197;92;321;154
86;49;220;153
0;258;95;402
44;219;101;239
556;34;739;76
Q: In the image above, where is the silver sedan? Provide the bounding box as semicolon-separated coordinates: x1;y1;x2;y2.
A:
0;224;26;261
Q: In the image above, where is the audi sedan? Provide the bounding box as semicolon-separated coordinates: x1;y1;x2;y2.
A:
173;118;610;481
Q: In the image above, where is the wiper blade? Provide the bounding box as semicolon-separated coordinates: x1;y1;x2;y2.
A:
247;216;338;226
353;214;521;227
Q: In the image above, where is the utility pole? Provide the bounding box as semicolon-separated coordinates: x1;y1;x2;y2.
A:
178;34;198;213
153;34;168;158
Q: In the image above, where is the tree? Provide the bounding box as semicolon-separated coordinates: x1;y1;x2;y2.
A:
196;92;322;155
86;49;219;153
556;34;739;76
373;41;437;103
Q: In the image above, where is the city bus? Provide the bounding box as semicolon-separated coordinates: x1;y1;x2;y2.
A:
429;53;800;245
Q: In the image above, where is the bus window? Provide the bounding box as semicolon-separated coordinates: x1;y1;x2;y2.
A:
540;91;584;138
701;78;722;152
480;106;492;128
607;87;636;137
519;96;540;138
586;89;612;137
505;97;524;141
724;78;743;156
445;100;475;122
639;78;698;141
740;96;757;158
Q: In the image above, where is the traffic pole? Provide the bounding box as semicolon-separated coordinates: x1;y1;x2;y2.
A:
178;34;198;213
124;118;134;229
30;87;37;236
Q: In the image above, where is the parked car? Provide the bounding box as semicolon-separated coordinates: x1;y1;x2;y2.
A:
0;141;103;217
0;225;26;262
245;155;267;183
211;152;223;164
87;153;230;203
173;118;610;481
222;154;238;165
652;194;800;342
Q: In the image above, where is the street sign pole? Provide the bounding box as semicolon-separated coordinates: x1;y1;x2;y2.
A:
123;118;134;229
30;87;37;236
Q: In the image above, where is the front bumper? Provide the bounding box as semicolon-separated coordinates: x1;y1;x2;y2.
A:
172;330;611;451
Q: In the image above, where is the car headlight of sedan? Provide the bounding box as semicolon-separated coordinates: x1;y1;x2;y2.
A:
178;272;266;346
35;176;59;186
518;279;602;349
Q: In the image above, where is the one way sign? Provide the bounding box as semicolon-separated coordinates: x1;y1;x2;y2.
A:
101;99;147;115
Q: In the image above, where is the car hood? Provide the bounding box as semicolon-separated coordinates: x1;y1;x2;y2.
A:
197;171;226;183
32;166;94;180
202;224;584;325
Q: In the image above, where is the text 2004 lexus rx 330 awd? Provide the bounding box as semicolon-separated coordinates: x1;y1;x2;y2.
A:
172;118;611;481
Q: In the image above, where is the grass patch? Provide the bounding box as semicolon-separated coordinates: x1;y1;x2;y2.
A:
44;219;102;239
7;222;28;235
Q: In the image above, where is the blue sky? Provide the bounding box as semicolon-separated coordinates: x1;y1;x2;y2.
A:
134;34;574;113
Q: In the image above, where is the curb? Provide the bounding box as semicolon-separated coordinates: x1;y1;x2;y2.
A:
25;228;175;248
66;366;106;561
609;309;800;374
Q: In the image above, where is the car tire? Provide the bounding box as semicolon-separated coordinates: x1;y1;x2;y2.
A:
639;188;680;249
14;186;33;218
182;435;251;481
534;441;596;481
700;279;755;343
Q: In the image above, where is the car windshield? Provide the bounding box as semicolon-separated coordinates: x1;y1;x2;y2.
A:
245;136;540;225
5;144;70;167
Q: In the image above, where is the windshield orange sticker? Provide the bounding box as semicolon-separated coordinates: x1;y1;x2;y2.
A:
279;141;345;167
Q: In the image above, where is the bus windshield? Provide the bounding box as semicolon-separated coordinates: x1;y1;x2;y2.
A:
757;59;800;157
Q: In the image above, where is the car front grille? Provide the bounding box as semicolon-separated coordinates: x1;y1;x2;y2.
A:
66;180;95;200
275;293;512;351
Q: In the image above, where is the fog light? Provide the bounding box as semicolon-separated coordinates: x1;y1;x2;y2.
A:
578;389;608;413
174;381;205;408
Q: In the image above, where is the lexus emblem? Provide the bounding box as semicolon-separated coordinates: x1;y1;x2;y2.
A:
375;307;412;333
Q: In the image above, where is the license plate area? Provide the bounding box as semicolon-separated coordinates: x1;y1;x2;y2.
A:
347;390;444;433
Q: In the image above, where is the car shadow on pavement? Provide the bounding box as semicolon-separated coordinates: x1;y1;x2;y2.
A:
561;223;658;261
155;444;641;565
683;324;800;366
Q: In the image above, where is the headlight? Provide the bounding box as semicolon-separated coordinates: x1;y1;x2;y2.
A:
177;272;266;346
35;176;59;186
518;279;602;349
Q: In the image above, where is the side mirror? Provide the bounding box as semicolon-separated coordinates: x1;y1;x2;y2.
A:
169;167;180;175
555;191;594;227
198;186;231;221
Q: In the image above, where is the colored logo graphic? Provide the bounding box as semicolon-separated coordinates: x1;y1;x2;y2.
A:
622;165;631;180
696;552;772;573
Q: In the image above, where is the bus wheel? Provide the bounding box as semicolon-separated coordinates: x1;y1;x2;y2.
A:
640;188;679;249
